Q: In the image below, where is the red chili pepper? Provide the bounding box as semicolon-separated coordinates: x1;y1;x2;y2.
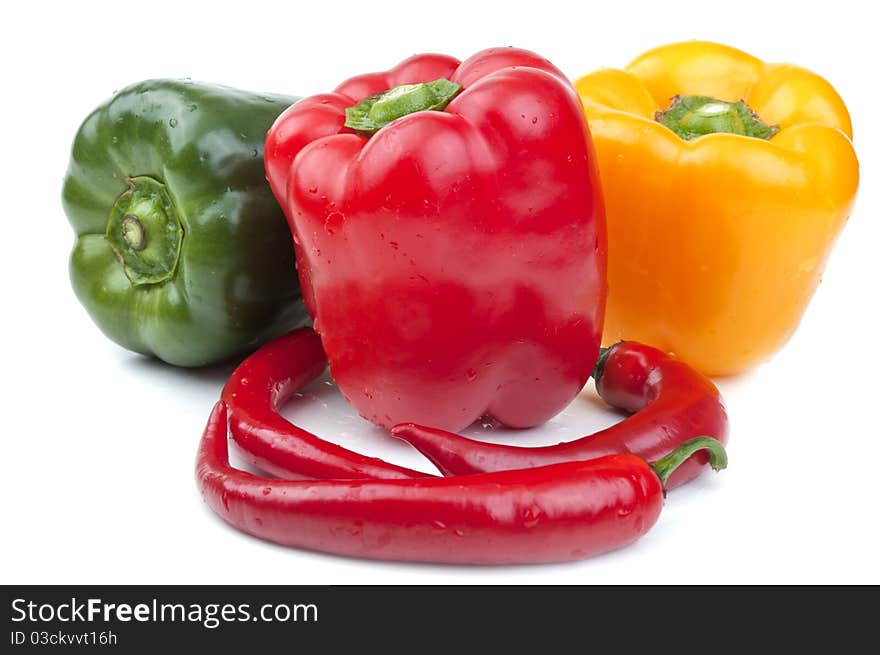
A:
222;329;427;480
392;342;728;489
264;48;606;432
197;401;726;564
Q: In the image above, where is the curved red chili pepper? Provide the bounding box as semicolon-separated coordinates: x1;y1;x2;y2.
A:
222;329;428;480
197;401;726;564
392;342;728;489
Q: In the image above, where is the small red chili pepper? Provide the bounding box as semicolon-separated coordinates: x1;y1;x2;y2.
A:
222;329;427;480
197;401;726;564
392;341;728;489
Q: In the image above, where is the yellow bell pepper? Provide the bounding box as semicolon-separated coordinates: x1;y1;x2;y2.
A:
575;41;859;375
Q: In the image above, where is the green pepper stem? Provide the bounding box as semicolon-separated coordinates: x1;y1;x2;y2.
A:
344;78;462;136
650;437;728;489
656;95;779;141
121;215;146;251
105;176;183;286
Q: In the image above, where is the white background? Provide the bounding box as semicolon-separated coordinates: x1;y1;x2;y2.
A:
2;0;878;584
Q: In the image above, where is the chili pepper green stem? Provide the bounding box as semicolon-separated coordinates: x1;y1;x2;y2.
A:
656;95;779;141
344;78;462;136
592;341;622;380
650;436;727;489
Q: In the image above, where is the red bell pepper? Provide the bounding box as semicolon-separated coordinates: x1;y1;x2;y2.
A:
265;48;606;432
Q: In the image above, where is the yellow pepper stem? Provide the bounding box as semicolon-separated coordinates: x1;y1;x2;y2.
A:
656;95;779;141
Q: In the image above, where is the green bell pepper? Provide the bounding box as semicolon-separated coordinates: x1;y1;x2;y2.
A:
62;79;309;366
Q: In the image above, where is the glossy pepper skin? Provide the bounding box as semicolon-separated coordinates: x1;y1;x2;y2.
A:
222;328;429;480
265;48;606;431
198;402;724;564
574;42;859;375
62;80;310;366
394;341;728;489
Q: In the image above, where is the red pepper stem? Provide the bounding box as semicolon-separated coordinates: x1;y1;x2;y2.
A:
344;78;462;136
650;437;727;489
